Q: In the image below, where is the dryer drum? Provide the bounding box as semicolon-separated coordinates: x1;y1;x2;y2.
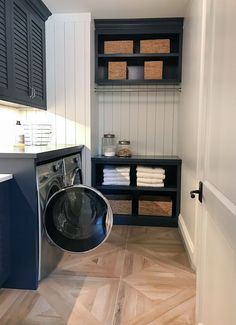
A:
44;185;113;253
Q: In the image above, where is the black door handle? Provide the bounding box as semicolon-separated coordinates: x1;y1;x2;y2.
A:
190;181;203;203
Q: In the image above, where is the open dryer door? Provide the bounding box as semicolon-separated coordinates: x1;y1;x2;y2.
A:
44;185;113;252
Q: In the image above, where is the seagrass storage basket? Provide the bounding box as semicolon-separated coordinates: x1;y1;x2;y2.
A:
144;61;163;80
104;40;133;54
108;61;127;80
140;39;170;53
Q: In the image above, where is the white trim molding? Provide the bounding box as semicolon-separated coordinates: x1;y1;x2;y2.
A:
178;214;195;268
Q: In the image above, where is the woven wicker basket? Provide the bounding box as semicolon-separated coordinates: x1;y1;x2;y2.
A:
144;61;163;80
108;61;127;80
104;40;133;54
140;39;170;53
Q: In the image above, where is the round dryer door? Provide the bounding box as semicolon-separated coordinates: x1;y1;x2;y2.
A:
44;185;113;252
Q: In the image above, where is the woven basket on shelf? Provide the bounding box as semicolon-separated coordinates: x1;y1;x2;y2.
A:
144;61;163;80
104;40;133;54
108;61;127;80
140;39;170;53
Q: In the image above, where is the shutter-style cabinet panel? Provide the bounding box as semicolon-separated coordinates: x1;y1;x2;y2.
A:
30;14;46;107
12;0;30;102
0;0;11;97
0;0;51;109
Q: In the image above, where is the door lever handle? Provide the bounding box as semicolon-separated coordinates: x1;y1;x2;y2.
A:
190;181;203;203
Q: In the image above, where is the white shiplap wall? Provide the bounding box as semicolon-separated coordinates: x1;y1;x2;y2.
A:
20;13;93;185
0;105;21;147
97;86;180;156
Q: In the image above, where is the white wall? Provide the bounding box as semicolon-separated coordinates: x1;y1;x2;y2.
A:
20;13;92;185
97;86;180;156
177;0;205;264
0;105;21;147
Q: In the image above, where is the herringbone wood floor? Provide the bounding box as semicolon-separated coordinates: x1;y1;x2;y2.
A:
0;226;196;324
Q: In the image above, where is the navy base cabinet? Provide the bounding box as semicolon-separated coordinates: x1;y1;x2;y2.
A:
92;155;182;227
0;179;11;287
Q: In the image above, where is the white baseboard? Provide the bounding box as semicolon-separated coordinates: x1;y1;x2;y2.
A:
178;214;195;268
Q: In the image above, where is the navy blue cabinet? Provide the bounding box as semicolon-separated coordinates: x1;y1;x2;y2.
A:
0;0;51;109
92;156;182;227
0;179;11;287
95;18;183;85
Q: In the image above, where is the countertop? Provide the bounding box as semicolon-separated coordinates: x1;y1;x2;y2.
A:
0;174;13;183
0;144;84;163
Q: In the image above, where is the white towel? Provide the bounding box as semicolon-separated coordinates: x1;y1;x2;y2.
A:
137;181;164;187
103;175;130;182
102;180;130;186
136;166;165;174
136;178;164;184
137;172;165;180
103;166;130;173
103;171;130;177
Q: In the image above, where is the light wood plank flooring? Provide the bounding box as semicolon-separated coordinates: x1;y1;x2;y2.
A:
0;226;196;324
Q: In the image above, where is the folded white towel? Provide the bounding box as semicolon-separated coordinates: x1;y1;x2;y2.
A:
103;166;130;173
103;171;130;177
102;180;130;186
103;175;130;182
136;166;165;174
136;178;164;184
137;181;164;187
137;172;165;180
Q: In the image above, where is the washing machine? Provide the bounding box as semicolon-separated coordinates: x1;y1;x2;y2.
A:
36;156;112;281
63;153;83;186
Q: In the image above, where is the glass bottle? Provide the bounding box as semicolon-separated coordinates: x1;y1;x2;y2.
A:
102;134;116;157
116;140;132;157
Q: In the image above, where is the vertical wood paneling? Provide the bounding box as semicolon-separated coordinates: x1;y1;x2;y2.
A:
137;90;148;155
84;20;92;185
129;90;139;155
64;22;76;145
98;92;104;154
103;91;113;133
120;91;130;140
98;86;180;156
75;21;86;150
45;18;56;145
54;21;66;145
146;90;156;155
17;13;92;185
164;91;174;155
112;91;121;145
155;90;165;155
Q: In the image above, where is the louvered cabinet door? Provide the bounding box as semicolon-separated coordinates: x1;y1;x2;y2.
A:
29;14;46;109
12;0;31;104
0;0;11;97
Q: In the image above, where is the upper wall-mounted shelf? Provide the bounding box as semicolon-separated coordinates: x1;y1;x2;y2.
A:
95;18;184;86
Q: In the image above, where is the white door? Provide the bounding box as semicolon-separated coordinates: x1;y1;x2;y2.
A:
196;0;236;324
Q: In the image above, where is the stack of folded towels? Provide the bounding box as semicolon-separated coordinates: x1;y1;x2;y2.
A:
136;166;165;187
102;166;130;186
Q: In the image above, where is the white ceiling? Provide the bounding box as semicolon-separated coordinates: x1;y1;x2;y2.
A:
43;0;189;19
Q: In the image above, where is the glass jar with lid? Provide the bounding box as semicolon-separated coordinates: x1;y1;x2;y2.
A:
116;140;132;157
102;134;116;157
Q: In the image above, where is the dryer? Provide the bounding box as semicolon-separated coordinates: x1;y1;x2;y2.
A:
36;155;112;280
36;159;65;280
64;153;83;186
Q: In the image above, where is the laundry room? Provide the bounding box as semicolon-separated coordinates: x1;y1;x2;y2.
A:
0;0;235;324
